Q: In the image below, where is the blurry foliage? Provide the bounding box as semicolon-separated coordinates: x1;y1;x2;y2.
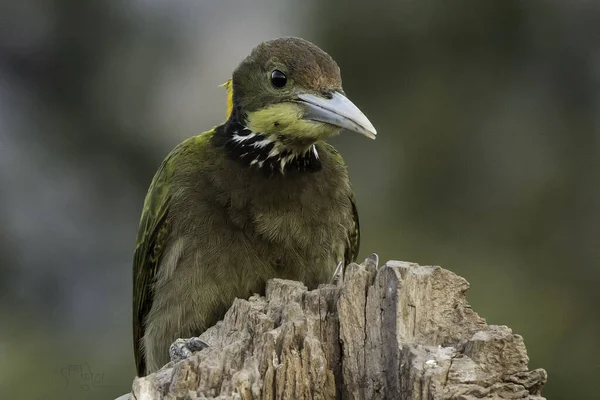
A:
0;0;598;399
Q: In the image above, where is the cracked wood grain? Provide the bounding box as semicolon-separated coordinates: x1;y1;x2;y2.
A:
122;260;547;400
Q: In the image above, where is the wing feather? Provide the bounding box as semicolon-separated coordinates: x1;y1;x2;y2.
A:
132;139;192;376
344;193;360;265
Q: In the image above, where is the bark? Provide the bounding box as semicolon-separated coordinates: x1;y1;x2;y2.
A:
124;260;547;400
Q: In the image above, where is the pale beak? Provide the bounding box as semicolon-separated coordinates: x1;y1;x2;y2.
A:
296;91;377;139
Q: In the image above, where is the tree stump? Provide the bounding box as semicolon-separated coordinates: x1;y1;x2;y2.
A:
125;260;547;399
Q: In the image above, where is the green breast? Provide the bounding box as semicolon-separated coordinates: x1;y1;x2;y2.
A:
169;137;356;289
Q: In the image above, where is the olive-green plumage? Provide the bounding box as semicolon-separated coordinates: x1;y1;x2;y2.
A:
133;37;376;376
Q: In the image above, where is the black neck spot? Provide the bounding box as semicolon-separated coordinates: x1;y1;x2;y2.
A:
216;118;322;175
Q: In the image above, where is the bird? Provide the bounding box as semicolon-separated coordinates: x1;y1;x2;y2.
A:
132;37;377;377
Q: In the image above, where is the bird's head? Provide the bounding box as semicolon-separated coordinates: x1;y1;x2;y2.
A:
221;37;376;172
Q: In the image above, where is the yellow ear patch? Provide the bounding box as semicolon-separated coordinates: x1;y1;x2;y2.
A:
221;79;233;119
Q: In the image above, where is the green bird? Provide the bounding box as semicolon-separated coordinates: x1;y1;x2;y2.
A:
133;37;377;376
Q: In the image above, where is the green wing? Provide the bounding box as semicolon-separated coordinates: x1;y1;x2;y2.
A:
344;193;360;265
320;142;360;265
132;132;210;376
132;153;174;376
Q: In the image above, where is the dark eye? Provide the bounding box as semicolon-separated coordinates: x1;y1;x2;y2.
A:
270;70;287;88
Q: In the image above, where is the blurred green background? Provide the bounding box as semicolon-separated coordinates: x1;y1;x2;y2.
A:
0;1;598;399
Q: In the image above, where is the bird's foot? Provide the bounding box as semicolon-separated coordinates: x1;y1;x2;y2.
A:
363;253;379;274
169;337;209;363
330;254;380;286
330;261;344;287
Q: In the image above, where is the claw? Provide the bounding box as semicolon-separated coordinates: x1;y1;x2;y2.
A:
330;260;344;286
364;253;379;274
169;337;210;363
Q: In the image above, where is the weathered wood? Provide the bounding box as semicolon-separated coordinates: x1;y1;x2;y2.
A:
125;260;547;400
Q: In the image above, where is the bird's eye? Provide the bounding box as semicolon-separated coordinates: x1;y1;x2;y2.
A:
270;70;287;88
